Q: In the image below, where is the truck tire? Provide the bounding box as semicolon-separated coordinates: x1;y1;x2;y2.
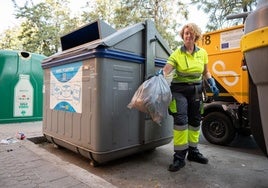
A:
202;112;236;145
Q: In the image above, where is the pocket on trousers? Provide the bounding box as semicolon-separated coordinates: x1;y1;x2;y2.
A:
168;99;177;115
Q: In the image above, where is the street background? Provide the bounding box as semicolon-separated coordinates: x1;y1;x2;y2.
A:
1;121;268;188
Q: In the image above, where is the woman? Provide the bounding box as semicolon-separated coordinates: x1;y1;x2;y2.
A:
162;23;219;172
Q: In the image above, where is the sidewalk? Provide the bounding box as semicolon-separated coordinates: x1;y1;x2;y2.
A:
1;121;268;188
0;122;116;188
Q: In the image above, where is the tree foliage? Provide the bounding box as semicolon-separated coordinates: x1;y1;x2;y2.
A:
81;0;119;25
81;0;188;50
3;0;81;56
0;0;189;54
0;27;22;50
0;0;258;56
190;0;257;31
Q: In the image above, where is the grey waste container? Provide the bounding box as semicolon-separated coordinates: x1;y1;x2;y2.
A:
42;19;173;166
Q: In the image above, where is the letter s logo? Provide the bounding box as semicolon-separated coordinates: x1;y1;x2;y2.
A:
212;60;239;86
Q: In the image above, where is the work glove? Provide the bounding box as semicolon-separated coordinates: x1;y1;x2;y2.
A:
155;69;163;76
207;77;219;97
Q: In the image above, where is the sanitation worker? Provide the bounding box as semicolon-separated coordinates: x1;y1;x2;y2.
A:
162;23;219;172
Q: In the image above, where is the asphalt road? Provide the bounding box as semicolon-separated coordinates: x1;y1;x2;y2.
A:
36;133;268;188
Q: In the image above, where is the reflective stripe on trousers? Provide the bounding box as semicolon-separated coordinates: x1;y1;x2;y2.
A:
173;124;200;152
169;83;202;152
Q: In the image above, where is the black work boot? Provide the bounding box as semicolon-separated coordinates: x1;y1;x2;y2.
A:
168;160;186;172
168;150;187;172
187;147;208;164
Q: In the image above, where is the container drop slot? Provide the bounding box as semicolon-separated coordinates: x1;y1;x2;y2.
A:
60;20;117;51
19;51;31;59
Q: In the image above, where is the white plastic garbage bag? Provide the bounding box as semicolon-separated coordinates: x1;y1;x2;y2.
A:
127;74;172;125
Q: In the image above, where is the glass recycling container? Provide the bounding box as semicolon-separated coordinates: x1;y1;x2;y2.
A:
0;50;46;123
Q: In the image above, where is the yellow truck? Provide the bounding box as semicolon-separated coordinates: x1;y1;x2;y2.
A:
199;0;268;159
241;0;268;157
198;24;250;145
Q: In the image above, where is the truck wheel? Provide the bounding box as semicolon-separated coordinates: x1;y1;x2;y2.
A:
202;112;236;145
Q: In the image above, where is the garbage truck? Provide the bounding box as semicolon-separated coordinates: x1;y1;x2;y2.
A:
198;24;250;146
200;0;268;157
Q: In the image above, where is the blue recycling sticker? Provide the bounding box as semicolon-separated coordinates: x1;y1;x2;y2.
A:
51;62;82;83
53;101;76;112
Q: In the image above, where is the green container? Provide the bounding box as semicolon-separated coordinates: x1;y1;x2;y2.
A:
0;50;46;123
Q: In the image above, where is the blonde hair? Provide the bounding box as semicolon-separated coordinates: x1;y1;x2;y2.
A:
180;23;202;42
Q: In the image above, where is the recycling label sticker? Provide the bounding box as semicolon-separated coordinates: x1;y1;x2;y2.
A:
220;28;244;50
50;62;83;113
13;74;33;117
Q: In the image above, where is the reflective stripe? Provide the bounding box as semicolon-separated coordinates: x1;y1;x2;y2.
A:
176;70;202;79
173;129;188;147
174;144;189;151
188;128;200;145
173;124;200;151
174;124;187;131
167;45;208;83
172;70;202;83
189;142;198;148
189;125;200;131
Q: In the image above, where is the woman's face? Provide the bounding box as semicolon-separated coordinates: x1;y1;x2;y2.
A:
183;27;196;45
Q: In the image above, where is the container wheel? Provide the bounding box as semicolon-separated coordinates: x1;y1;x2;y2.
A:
90;160;99;167
202;112;236;145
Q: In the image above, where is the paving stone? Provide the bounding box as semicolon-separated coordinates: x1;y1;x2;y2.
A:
0;122;116;188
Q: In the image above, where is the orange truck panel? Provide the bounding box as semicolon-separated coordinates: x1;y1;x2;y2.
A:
198;25;248;104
